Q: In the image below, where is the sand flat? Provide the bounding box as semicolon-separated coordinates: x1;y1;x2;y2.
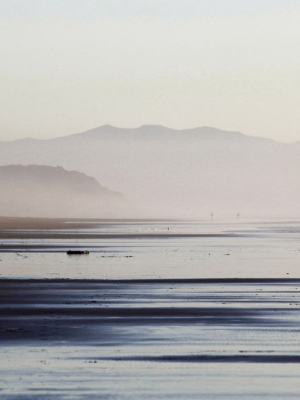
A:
1;219;300;398
1;278;300;398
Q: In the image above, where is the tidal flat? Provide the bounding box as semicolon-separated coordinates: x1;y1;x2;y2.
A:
1;218;300;399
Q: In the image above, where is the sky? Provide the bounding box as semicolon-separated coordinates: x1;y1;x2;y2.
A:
0;0;300;142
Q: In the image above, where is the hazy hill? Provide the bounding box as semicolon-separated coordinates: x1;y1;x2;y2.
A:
0;125;299;218
0;165;125;218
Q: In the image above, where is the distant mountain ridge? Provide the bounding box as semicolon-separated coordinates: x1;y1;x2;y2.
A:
67;125;247;142
1;125;278;144
0;165;125;218
0;125;299;218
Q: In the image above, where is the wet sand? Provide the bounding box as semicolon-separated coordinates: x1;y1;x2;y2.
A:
1;219;300;398
0;216;240;242
1;278;300;398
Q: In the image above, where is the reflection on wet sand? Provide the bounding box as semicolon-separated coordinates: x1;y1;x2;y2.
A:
1;278;300;398
1;219;300;398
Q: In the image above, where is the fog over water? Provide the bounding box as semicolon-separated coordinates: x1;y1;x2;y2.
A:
1;125;300;219
1;2;300;398
0;1;300;219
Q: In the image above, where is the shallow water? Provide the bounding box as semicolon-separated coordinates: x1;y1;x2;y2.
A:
1;220;300;279
1;220;300;399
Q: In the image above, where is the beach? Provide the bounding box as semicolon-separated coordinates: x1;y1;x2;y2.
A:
1;218;300;398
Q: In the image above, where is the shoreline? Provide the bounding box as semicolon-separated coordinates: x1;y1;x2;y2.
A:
0;216;184;230
1;277;299;284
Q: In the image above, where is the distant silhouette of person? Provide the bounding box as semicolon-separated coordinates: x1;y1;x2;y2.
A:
237;213;240;219
211;212;214;221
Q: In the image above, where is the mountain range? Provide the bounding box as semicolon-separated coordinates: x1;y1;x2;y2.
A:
0;165;125;218
1;125;299;218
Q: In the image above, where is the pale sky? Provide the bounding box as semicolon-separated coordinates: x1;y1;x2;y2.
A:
0;0;300;142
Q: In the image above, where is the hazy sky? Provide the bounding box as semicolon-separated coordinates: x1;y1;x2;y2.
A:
0;0;300;142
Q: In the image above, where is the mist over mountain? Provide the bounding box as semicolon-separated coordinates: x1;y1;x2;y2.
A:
0;165;125;218
1;125;300;218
